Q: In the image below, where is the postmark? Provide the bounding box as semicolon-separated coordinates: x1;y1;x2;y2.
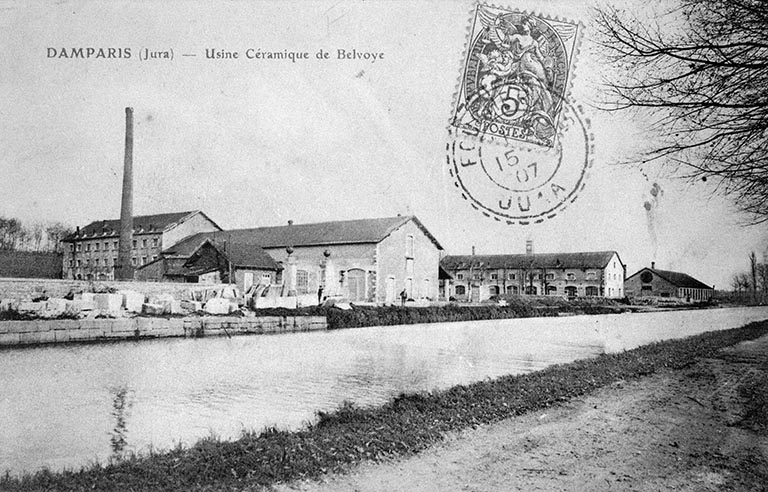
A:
446;100;593;225
450;5;581;148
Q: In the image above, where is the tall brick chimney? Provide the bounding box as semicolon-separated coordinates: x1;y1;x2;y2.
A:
116;107;135;280
526;239;534;255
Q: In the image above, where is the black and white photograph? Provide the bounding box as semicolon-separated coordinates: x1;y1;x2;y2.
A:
1;1;768;490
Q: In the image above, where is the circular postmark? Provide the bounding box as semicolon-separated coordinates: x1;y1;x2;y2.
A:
446;99;592;225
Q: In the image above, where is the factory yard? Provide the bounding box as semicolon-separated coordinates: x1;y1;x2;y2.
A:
277;334;768;492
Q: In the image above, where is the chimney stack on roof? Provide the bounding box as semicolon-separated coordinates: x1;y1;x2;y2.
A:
651;261;656;270
288;220;294;226
472;245;476;256
526;239;534;255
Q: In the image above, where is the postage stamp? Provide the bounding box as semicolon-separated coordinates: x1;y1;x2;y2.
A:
450;5;581;148
446;100;593;225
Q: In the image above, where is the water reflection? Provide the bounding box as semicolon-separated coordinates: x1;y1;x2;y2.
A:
2;306;768;475
109;386;132;459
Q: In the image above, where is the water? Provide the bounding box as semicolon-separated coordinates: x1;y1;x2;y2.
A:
2;306;768;475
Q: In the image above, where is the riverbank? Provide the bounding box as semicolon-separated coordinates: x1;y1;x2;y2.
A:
2;320;766;491
279;332;768;491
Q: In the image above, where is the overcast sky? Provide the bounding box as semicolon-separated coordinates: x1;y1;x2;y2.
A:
1;0;765;289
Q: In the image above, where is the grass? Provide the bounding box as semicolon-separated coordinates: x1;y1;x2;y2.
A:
2;320;768;491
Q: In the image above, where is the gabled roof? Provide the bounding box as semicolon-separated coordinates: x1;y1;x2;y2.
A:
181;236;281;271
627;268;712;290
165;215;443;251
63;211;220;241
441;251;622;270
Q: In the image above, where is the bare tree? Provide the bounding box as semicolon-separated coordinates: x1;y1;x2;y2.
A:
594;1;768;222
732;272;751;296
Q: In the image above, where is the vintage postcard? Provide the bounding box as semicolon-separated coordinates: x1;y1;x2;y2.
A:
2;0;768;489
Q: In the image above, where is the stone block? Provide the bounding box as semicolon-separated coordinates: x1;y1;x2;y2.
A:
17;301;47;313
181;300;203;312
120;290;145;313
54;330;71;343
204;297;233;315
95;294;122;314
19;331;42;344
81;293;96;303
142;303;165;316
0;332;20;346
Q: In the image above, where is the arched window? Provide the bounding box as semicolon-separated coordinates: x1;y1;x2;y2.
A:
546;285;557;295
525;285;537;295
565;286;578;298
506;285;518;294
585;286;599;297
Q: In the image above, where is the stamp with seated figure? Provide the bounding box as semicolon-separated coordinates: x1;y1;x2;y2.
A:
450;6;581;148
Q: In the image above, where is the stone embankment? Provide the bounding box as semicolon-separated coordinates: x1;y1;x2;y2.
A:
0;315;327;348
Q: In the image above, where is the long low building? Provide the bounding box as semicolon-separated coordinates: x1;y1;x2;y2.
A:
441;251;626;301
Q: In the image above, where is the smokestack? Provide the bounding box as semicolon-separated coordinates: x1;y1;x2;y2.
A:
526;239;534;255
471;245;476;256
116;107;135;280
651;261;656;270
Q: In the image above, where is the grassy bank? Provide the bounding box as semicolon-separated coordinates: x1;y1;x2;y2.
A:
254;297;632;330
3;320;767;491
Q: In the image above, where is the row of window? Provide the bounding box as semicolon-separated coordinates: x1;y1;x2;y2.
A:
454;285;602;296
69;255;158;268
456;271;599;281
71;237;159;252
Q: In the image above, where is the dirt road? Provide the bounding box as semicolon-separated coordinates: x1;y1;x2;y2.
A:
273;336;768;492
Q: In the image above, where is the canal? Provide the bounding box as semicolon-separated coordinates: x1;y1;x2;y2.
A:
2;306;768;475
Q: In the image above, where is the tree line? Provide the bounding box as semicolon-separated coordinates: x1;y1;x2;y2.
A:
0;216;73;253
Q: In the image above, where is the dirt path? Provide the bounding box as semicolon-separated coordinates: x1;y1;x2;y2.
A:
272;336;768;492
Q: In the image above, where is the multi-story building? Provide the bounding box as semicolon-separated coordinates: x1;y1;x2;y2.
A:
136;215;444;303
624;262;713;301
441;251;626;302
62;210;220;280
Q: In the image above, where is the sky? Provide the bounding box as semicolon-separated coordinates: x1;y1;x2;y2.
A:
1;0;765;290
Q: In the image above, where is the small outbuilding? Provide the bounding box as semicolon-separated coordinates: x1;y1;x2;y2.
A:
624;263;713;301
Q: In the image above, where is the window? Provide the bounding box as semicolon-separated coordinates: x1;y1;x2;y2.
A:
261;273;272;284
85;259;90;266
489;285;500;295
296;269;309;294
152;255;157;262
585;286;599;297
506;285;518;294
70;244;74;251
457;273;464;280
85;243;90;252
455;285;466;295
132;240;137;248
508;273;516;280
141;256;147;265
546;285;557;295
546;273;555;280
525;285;538;295
131;257;136;266
76;260;81;267
76;243;82;251
490;273;498;280
113;241;118;249
113;257;117;266
96;243;101;251
586;272;596;280
566;273;576;281
69;260;74;267
142;239;147;248
105;242;109;250
406;235;414;258
152;238;158;247
641;285;653;291
473;273;481;280
95;259;99;266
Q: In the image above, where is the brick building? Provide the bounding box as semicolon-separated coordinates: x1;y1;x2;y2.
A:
62;211;220;280
441;251;626;302
624;263;713;301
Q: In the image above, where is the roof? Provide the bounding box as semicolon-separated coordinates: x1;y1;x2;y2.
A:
194;237;281;271
166;215;443;251
627;268;712;290
63;211;219;241
441;251;622;270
